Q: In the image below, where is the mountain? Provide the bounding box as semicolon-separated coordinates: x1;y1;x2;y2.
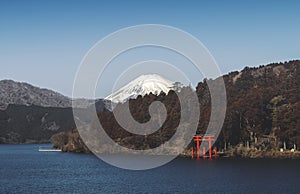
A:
0;80;110;144
0;79;99;110
105;74;180;103
0;80;72;110
53;60;300;157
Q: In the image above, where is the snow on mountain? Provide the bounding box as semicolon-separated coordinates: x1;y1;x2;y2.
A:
105;74;178;103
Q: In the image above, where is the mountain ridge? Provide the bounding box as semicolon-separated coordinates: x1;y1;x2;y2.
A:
0;79;71;110
0;79;101;110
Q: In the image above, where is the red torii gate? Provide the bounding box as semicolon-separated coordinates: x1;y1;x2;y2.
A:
191;135;217;159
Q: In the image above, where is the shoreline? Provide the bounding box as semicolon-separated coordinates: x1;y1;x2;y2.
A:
55;144;300;159
2;143;299;159
180;147;300;159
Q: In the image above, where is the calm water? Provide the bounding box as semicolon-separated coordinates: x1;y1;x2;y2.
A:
0;144;299;193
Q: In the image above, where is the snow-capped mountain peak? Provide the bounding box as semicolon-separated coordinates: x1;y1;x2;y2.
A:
105;74;177;103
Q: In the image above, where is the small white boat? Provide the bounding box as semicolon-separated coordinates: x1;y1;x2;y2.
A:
38;146;62;152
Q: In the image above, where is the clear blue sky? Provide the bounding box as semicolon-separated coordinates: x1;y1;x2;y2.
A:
1;0;300;97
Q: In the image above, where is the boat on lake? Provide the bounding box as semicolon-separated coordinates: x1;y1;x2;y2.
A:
38;146;62;152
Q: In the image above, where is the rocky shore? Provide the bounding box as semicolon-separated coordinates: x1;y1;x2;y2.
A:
51;129;90;153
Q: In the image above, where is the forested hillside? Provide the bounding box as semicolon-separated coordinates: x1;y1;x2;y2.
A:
52;60;300;153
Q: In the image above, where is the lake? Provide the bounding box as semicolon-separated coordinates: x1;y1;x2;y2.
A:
0;144;299;193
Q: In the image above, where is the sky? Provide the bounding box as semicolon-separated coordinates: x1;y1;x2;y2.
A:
1;0;300;98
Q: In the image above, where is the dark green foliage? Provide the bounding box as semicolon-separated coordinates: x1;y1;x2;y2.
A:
51;60;300;152
98;60;300;149
0;104;76;143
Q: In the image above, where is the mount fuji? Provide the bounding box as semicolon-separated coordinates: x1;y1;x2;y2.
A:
105;74;180;103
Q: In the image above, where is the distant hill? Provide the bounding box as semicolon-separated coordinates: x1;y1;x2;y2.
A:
0;79;100;110
0;80;109;143
0;80;72;110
